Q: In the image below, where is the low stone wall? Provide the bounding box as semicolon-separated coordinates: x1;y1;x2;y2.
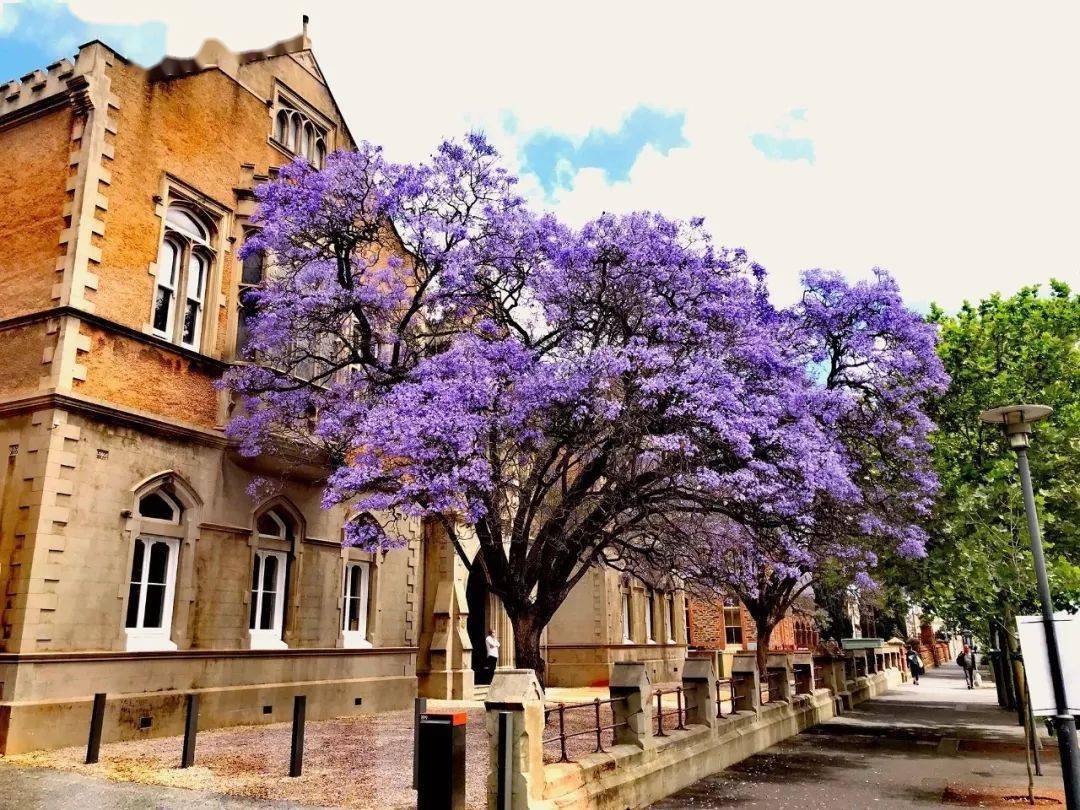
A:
544;692;835;809
0;647;416;753
486;654;888;810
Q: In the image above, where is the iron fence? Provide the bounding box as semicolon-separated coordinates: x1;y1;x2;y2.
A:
543;697;626;763
652;687;687;737
760;669;787;704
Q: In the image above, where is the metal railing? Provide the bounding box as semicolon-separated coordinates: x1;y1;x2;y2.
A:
543;697;626;763
794;667;813;696
653;687;687;737
716;676;753;716
760;669;787;704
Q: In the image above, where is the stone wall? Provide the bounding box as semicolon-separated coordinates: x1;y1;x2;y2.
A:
0;647;415;754
486;656;896;809
0;105;72;320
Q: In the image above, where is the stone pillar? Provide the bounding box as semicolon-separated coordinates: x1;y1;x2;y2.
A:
610;660;653;748
681;656;716;728
731;652;761;712
417;521;474;699
766;653;794;703
485;669;546;810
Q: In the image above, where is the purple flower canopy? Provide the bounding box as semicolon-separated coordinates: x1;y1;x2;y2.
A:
223;135;946;598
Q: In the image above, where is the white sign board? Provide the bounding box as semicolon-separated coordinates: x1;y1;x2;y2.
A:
1015;613;1080;716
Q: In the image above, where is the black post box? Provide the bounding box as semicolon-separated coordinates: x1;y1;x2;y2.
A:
417;710;467;810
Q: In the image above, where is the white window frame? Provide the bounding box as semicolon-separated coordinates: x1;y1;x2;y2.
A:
151;202;216;352
250;549;288;649
138;489;182;524
724;606;743;647
341;561;372;649
645;591;656;644
152;239;180;340
182;251;208;349
124;534;179;652
621;591;632;643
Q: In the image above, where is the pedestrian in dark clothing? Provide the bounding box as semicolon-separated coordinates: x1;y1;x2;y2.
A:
906;647;925;685
957;644;977;688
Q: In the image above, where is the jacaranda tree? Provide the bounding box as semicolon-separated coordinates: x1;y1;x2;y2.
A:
673;270;948;671
225;134;943;676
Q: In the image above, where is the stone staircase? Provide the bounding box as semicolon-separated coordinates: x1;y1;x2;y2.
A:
473;684;490;702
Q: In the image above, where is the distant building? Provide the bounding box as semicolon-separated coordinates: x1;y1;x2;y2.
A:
687;595;818;653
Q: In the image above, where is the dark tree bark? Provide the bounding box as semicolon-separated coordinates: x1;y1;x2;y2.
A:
508;611;547;686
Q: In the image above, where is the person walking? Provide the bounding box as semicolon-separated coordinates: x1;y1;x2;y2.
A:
907;646;925;685
484;627;500;683
957;644;978;689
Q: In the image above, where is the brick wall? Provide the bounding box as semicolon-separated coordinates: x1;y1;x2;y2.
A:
689;596;817;652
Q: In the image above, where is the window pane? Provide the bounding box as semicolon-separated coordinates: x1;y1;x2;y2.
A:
262;554;278;592
143;583;165;628
129;538;145;581
241;250;264;285
348;565;360;598
157;241;178;287
249;589;258;629
236;293;258;357
153;287;173;333
260;590;276;630
139;492;176;521
289;115;301;150
257;511;284;538
347;597;359;632
182;299;199;345
188;254;206;299
125;582;142;628
148;541;169;585
166;207;209;242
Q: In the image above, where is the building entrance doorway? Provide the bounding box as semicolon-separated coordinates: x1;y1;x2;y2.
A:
466;564;493;684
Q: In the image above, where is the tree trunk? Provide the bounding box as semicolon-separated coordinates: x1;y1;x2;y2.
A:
509;611;547;688
753;613;775;679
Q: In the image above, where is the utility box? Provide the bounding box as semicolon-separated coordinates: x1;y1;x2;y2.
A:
417;710;467;810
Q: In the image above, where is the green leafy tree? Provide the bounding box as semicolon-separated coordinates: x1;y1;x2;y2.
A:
914;281;1080;644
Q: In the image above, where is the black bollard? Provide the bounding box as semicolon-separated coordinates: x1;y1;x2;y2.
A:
289;695;306;777
412;696;427;790
85;692;106;764
496;711;513;810
180;693;199;768
417;710;466;810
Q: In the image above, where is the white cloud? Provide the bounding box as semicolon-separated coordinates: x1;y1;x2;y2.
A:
68;0;1080;309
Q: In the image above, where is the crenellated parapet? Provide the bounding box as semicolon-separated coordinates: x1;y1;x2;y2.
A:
0;58;77;122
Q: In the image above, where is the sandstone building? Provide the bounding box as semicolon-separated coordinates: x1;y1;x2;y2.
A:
0;30;685;753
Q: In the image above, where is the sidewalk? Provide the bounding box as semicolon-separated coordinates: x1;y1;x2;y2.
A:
816;662;1050;751
653;661;1064;808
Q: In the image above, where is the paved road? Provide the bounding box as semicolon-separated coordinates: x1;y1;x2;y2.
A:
651;663;1062;809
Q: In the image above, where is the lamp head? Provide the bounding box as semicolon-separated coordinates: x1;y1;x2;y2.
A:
978;404;1053;449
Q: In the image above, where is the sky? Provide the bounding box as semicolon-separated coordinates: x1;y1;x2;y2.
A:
2;0;1078;311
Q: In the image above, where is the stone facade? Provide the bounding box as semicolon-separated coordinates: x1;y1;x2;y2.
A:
0;30;686;753
545;569;687;687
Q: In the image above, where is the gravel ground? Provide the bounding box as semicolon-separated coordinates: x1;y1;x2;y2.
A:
4;709;489;809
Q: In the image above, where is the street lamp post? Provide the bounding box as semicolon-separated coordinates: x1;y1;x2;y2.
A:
980;404;1080;809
